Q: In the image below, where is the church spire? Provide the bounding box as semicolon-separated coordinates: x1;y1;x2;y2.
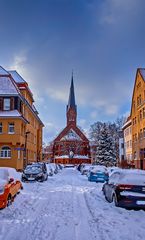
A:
67;72;77;125
67;72;76;111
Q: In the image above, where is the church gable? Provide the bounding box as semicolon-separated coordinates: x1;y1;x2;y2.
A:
60;128;82;141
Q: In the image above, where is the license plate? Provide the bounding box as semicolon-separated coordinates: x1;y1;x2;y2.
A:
28;178;35;180
136;201;145;205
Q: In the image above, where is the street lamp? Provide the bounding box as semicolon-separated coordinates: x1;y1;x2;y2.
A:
23;131;30;168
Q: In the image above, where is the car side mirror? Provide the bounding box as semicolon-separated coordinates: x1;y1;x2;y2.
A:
9;178;14;183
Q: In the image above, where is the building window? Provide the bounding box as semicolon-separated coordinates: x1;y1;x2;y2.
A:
121;143;124;148
143;128;145;138
139;94;142;105
4;98;10;110
140;110;142;120
133;100;135;110
140;129;143;139
135;133;137;142
0;146;11;158
0;98;3;110
135;117;136;124
8;123;15;133
143;108;145;119
137;97;139;106
0;123;2;133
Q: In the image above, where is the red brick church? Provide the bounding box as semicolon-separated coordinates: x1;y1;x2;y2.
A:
52;75;91;165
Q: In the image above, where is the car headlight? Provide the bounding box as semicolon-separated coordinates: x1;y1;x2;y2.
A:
0;186;4;195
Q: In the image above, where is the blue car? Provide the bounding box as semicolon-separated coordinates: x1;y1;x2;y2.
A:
88;166;109;183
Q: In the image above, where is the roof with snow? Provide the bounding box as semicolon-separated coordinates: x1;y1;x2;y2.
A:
60;129;82;141
0;77;19;95
9;70;26;83
55;155;89;159
0;66;9;76
0;110;22;117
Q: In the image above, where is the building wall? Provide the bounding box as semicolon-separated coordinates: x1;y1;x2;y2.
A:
131;70;145;169
0;73;43;170
124;124;132;163
0;118;25;169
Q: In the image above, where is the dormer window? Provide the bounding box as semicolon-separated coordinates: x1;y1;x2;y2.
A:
4;98;10;110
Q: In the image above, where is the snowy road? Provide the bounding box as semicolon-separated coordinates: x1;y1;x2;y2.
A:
0;168;145;240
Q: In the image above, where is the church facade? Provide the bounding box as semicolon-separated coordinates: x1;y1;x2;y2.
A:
52;76;91;165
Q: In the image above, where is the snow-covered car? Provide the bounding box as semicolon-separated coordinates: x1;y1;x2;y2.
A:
0;168;23;209
57;164;64;170
88;165;109;182
103;169;145;209
46;164;54;176
81;164;92;175
107;166;120;176
49;163;59;174
21;163;48;182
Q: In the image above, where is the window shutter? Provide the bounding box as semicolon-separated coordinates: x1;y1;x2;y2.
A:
10;97;14;110
0;98;3;110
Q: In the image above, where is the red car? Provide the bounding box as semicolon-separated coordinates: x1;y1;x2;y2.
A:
0;168;23;209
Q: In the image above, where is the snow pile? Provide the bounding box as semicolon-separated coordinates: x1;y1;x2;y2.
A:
0;167;21;180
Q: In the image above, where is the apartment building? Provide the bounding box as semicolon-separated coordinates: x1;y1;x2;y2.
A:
0;66;44;170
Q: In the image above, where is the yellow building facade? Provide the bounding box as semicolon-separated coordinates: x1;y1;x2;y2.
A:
0;66;43;170
131;68;145;169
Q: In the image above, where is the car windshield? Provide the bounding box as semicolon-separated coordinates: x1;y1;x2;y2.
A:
24;166;42;174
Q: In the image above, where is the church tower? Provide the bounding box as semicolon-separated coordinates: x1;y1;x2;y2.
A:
52;73;91;165
66;74;77;126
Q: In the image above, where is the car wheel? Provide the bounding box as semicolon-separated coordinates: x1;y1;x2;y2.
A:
112;193;119;207
7;195;12;207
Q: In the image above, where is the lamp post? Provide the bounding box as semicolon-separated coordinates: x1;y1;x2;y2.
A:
23;131;30;169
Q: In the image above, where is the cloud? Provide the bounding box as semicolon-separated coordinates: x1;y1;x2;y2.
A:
9;50;28;75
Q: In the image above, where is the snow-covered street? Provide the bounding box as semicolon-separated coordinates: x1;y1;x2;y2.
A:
0;168;145;240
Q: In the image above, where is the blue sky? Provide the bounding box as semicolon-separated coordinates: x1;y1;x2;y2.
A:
1;0;145;143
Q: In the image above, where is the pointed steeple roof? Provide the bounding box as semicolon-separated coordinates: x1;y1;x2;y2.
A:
67;72;76;111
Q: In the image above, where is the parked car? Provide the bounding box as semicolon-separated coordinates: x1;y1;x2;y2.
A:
47;165;54;176
58;164;63;170
21;163;48;182
81;164;91;175
102;169;145;209
49;163;59;174
0;168;23;209
88;165;109;182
